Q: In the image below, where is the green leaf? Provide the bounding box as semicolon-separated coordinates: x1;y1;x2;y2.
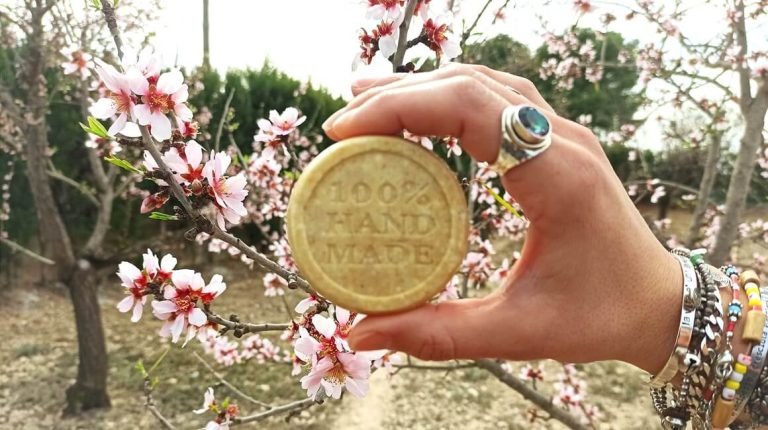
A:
87;116;109;138
483;183;522;218
150;376;159;389
282;170;300;181
135;360;147;377
149;212;179;221
90;0;101;8
104;156;142;174
113;0;119;7
221;398;230;409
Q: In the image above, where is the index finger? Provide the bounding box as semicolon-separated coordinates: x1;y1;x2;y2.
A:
326;75;510;163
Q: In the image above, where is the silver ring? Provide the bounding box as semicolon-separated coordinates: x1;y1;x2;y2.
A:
490;105;552;175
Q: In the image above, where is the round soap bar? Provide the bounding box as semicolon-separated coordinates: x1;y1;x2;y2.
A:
286;136;469;314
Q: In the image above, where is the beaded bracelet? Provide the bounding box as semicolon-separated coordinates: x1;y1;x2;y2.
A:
728;288;768;430
732;286;768;422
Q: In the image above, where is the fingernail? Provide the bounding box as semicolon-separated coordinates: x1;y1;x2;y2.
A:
322;109;346;132
349;329;391;351
351;77;377;91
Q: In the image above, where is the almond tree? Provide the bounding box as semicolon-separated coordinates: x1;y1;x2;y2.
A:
542;0;767;264
0;0;156;413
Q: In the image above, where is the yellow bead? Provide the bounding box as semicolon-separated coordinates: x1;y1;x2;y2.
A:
726;379;741;390
746;285;760;294
741;270;760;287
743;310;767;342
735;363;748;374
749;297;763;307
745;281;760;291
712;398;736;428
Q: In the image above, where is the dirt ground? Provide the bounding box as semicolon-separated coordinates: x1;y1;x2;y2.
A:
0;251;660;430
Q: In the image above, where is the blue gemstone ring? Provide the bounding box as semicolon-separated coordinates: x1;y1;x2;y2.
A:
490;105;553;175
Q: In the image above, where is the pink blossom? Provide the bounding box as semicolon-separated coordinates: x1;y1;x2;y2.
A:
132;69;192;141
423;14;461;61
200;274;226;304
364;0;404;26
121;47;161;81
269;107;307;136
152;269;208;343
300;353;372;399
91;59;140;136
163;140;205;186
263;273;286;297
61;46;93;79
142;249;177;283
437;277;460;302
295;295;320;313
404;131;433;150
203;152;248;230
193;387;216;414
116;261;148;322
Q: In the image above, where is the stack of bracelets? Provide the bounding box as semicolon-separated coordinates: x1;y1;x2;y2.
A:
649;247;768;429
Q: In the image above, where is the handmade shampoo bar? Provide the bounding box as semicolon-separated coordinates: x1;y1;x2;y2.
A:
286;136;469;314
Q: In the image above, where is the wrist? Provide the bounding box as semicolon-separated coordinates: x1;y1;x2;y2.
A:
619;249;683;375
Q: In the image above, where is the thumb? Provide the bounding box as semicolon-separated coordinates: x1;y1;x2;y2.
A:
348;296;518;361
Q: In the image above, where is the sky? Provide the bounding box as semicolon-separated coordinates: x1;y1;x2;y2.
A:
143;0;765;150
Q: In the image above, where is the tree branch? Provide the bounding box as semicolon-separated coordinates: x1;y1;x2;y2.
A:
100;0;123;59
392;0;418;71
233;397;319;425
0;237;56;265
203;310;290;337
47;168;101;206
462;0;494;46
213;88;235;152
733;0;752;109
143;376;175;429
192;352;272;409
622;179;699;195
475;359;589;430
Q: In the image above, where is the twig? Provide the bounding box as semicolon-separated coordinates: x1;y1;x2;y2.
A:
392;0;418;71
47;168;100;206
192;352;272;409
462;0;494;45
622;179;699;195
143;377;175;429
233;397;319;425
0;237;56;265
393;362;476;371
100;0;124;59
213;88;235;152
475;359;589;430
204;310;290;337
491;0;511;25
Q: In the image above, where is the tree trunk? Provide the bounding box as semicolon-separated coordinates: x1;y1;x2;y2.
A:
64;262;111;414
709;90;768;265
202;0;211;69
686;132;722;247
20;3;110;414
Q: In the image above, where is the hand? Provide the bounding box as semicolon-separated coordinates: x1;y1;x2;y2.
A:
322;64;681;374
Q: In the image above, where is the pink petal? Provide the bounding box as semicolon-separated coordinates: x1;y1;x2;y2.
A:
107;112;129;136
188;308;207;327
157;70;184;94
131;301;144;322
171;314;186;342
150;112;172;141
133;104;152;125
185;141;203;168
312;314;337;339
152;300;178;314
172;84;189;103
90;98;117;119
127;67;149;95
117;295;134;313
